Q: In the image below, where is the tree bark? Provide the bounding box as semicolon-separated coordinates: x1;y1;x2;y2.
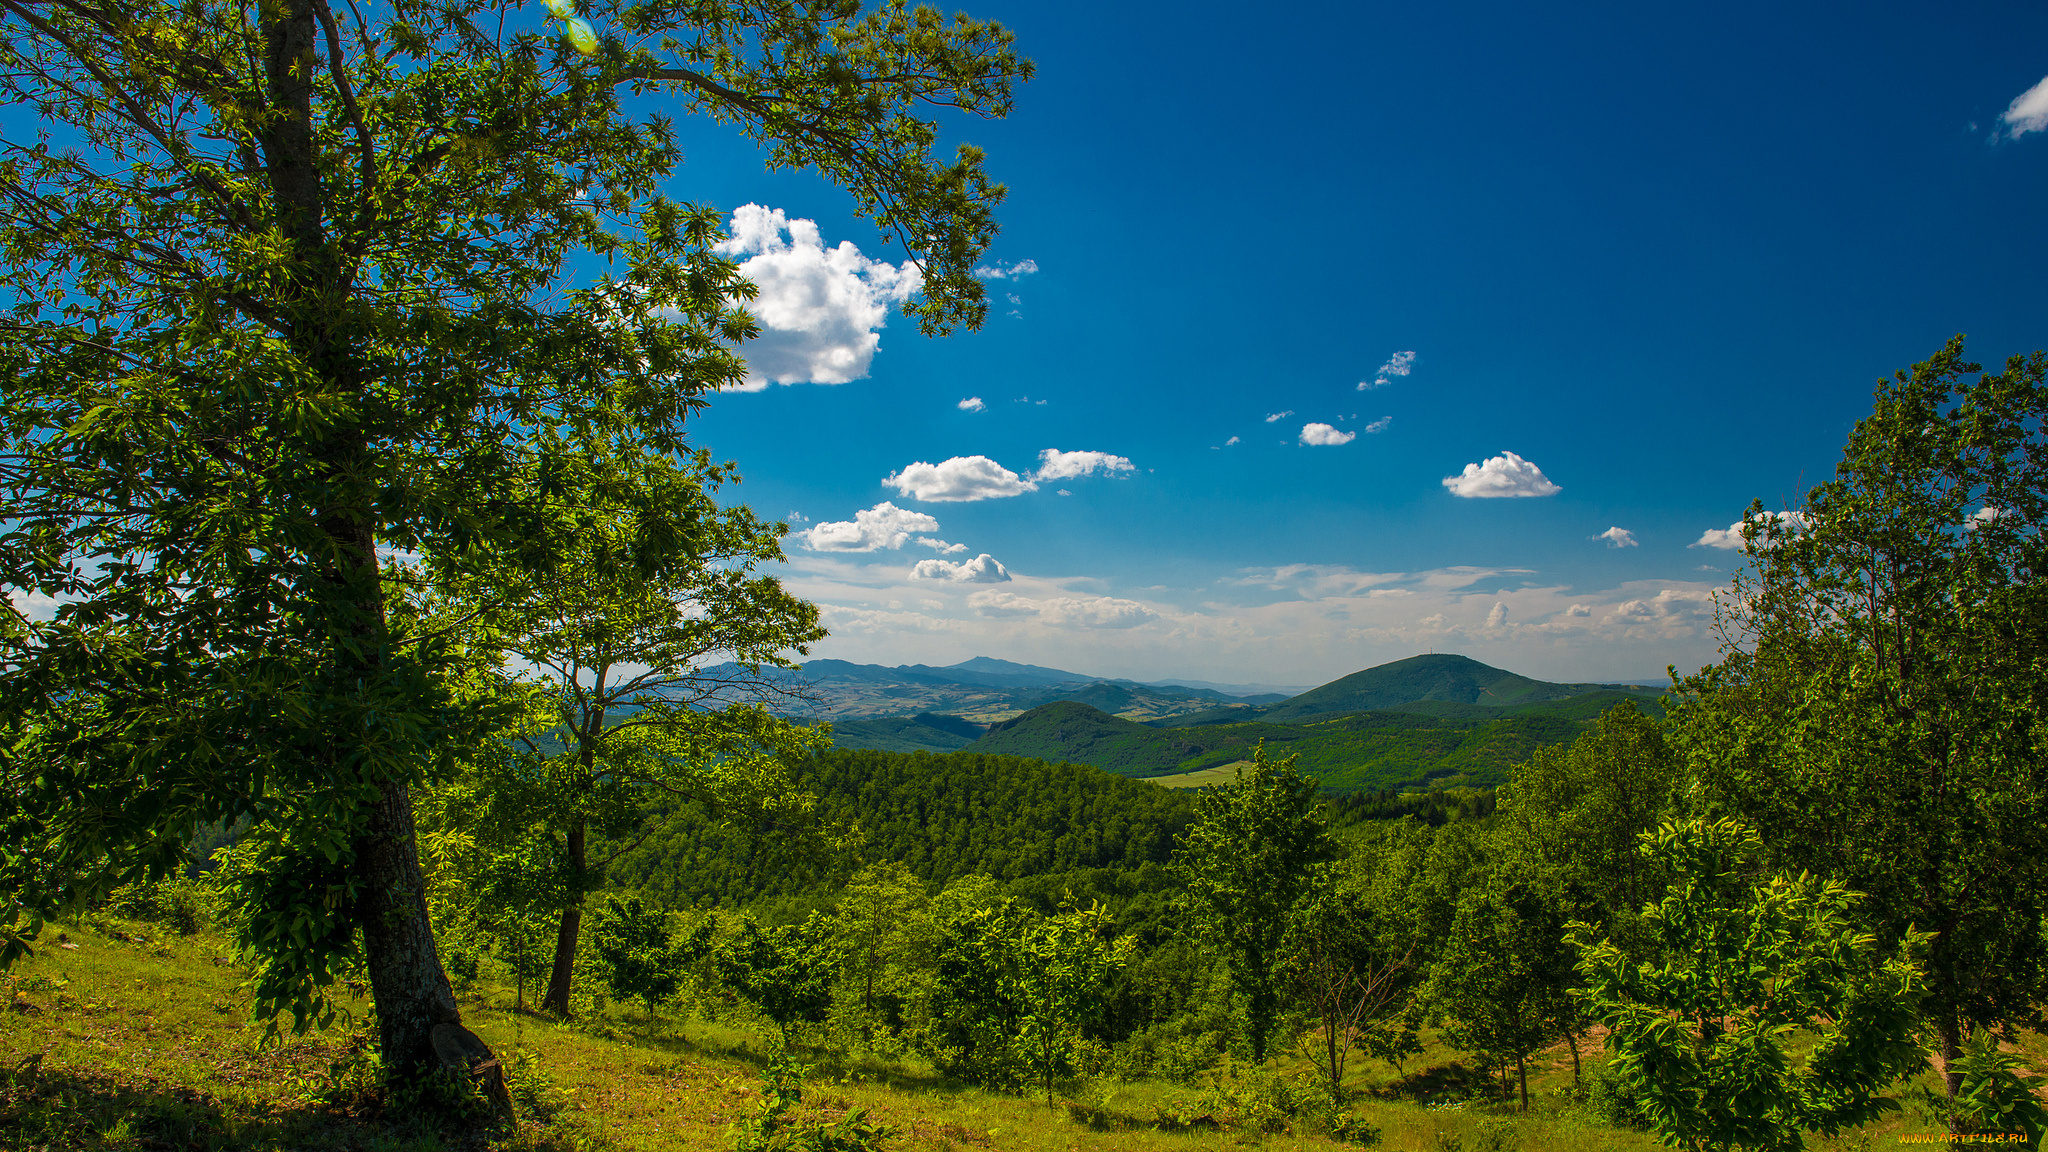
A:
353;776;466;1073
542;820;587;1015
1939;1010;1963;1108
1517;1053;1528;1112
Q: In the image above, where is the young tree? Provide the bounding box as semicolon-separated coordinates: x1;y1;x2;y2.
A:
1570;819;1929;1152
1422;867;1581;1111
1009;902;1134;1104
590;896;705;1018
1280;861;1420;1105
1173;741;1337;1063
1673;337;2048;1098
431;446;829;1017
826;860;930;1036
0;0;1026;1080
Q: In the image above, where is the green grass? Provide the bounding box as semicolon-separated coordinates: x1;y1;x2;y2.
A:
2;915;2025;1152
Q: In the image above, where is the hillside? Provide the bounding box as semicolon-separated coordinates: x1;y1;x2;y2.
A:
1260;653;1600;721
609;746;1199;909
962;697;1633;793
819;712;985;753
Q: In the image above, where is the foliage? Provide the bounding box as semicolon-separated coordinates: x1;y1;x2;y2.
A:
0;0;1027;1074
1423;867;1583;1111
715;916;840;1042
613;749;1197;908
1281;860;1420;1104
1672;336;2048;1094
590;896;704;1015
1009;903;1136;1102
729;1047;894;1152
1174;741;1336;1063
1916;1032;2048;1142
1570;818;1931;1152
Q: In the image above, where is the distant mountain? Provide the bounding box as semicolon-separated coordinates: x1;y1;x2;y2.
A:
1259;653;1586;721
1140;676;1314;698
743;656;1289;725
822;713;987;754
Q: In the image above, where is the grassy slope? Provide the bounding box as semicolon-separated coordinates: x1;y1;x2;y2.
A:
0;917;1993;1152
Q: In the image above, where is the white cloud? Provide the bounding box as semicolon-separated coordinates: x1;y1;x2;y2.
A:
911;553;1011;583
1362;417;1392;434
715;204;922;389
2001;75;2048;139
1359;350;1416;390
1565;603;1592;617
799;501;940;551
1265;410;1294;423
973;258;1039;279
1225;435;1241;446
1692;510;1809;550
884;456;1037;502
958;396;986;412
1057;489;1072;496
1595;526;1639;548
1442;451;1562;498
964;590;1150;629
786;510;809;523
1486;601;1509;628
1300;422;1356;446
915;537;968;554
1031;449;1135;482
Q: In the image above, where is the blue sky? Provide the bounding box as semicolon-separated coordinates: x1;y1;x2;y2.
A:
663;0;2048;687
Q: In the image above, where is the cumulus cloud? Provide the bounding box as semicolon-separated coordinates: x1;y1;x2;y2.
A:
799;502;939;551
1360;350;1416;390
1362;416;1392;434
916;537;968;554
911;553;1011;583
2002;75;2048;139
973;258;1039;279
884;456;1037;502
1225;435;1241;446
962;590;1152;629
1442;451;1562;498
958;396;986;412
1265;410;1294;423
1300;422;1357;446
1486;601;1509;628
1595;527;1639;548
1031;449;1135;482
716;204;922;389
1692;510;1809;549
1565;603;1592;617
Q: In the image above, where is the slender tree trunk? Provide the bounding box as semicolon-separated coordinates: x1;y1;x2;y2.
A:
1517;1053;1528;1112
1939;1010;1964;1107
1568;1026;1581;1085
542;820;587;1015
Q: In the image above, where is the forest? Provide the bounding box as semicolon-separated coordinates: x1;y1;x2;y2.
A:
1;0;2046;1148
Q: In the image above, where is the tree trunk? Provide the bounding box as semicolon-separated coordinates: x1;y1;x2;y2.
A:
1939;1010;1963;1107
542;821;587;1015
353;776;466;1073
1568;1026;1582;1085
1517;1053;1529;1112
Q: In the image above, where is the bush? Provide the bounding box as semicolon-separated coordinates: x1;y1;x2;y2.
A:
1579;1060;1650;1130
102;878;205;934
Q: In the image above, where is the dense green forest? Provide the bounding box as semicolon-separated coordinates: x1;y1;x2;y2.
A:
964;697;1594;790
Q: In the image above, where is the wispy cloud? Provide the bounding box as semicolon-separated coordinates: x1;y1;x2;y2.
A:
1359;350;1416;391
973;258;1039;280
1265;410;1294;423
916;537;968;554
1442;451;1561;498
1595;526;1639;548
1362;416;1392;434
1299;422;1356;446
2001;75;2048;139
957;396;986;412
715;204;921;389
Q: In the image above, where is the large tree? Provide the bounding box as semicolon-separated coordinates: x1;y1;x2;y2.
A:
1672;336;2048;1098
0;0;1026;1081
